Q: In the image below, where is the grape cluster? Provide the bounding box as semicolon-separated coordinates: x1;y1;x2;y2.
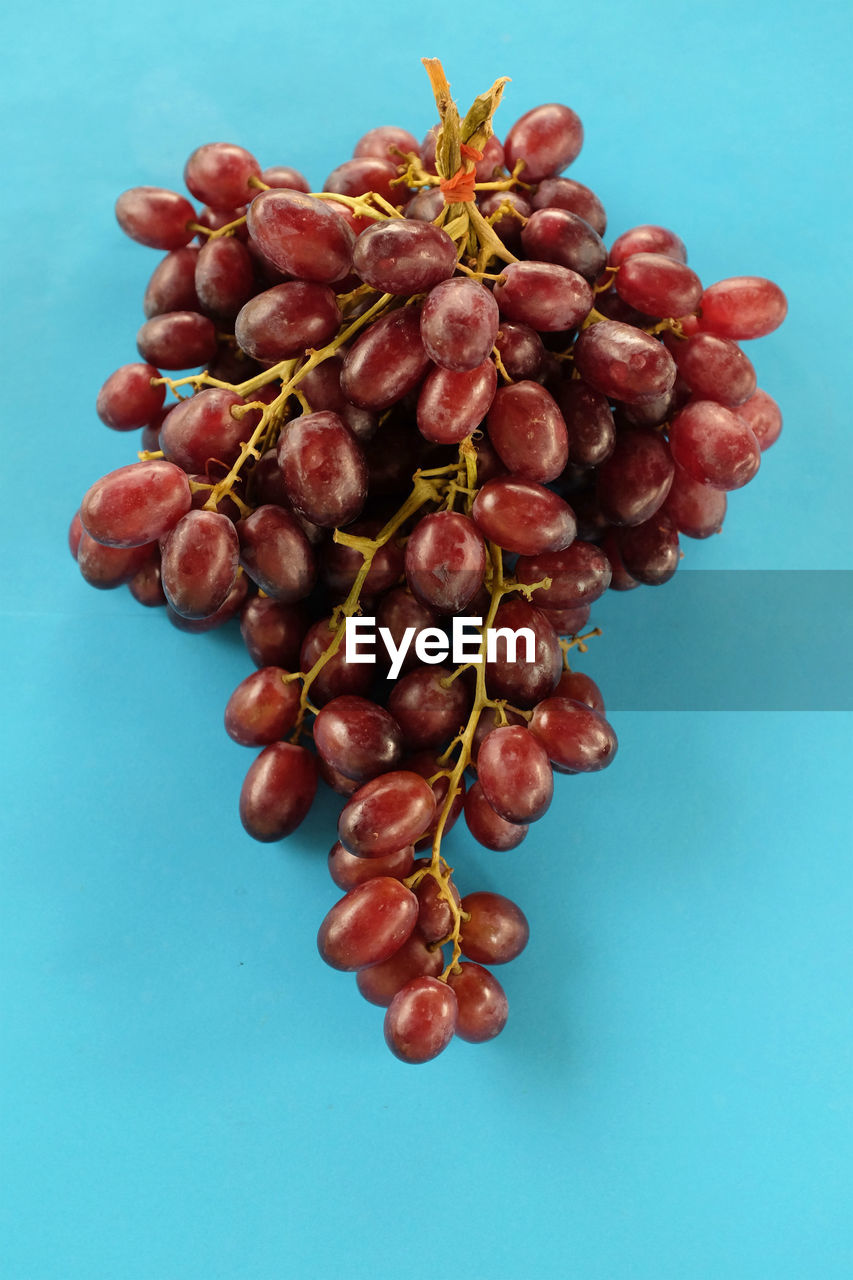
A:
71;60;786;1063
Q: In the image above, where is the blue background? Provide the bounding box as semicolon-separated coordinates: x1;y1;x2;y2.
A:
2;1;852;1276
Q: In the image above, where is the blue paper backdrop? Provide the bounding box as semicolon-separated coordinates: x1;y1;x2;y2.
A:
1;2;851;1277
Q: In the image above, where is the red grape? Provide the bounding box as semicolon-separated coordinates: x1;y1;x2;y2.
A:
247;190;355;284
160;509;240;618
460;892;529;965
338;770;436;858
477;724;553;824
96;363;165;432
529;697;618;772
699;276;787;340
313;695;404;781
357;931;443;1006
447;962;509;1042
668;400;761;490
504;103;583;182
239;742;318;840
328;840;414;892
352;219;457;294
184;142;261;209
472;477;576;555
225;667;301;746
420;277;500;372
277;410;367;527
115;187;195;250
573;320;676;404
318;877;419;971
464;781;528;851
404;511;486;614
80;459;192;548
486;380;568;482
493;261;593;332
384;976;457;1063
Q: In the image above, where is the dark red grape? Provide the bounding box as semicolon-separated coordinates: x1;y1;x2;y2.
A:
237;505;317;600
699;276;787;340
596;427;675;526
338;771;436;858
299;616;373;705
115;187;195;250
166;571;248;631
313;695;403;781
608;225;687;267
486;380;568;482
277;410;367;527
531;177;606;235
224;667;301;746
160;509;240;618
388;667;470;751
668;400;761;490
136;311;218;370
493;261;593;332
484;597;562;707
573;320;676;404
617;512;680;585
555;379;615;467
671;332;756;406
143;247;201;318
328;840;414;892
184;142;261;209
601;528;639;591
357;930;443;1006
159;388;258;474
737;388;782;451
415;875;461;944
323;156;400;206
447;962;509;1042
529;697;618;772
353;125;419;160
477;190;532;251
416;358;498;444
521;207;606;283
341;306;430;410
194;236;255;320
235;282;340;362
460;892;529;965
661;466;727;538
554;667;605;713
240;596;308;668
128;553;167;607
477;724;553;824
352;219;457;294
247;190;355;283
404;511;486;614
96;363;165;432
317;877;419;971
239;742;318;840
80;460;192;548
504;103;583;182
420;277;500;372
464;780;528;851
494;321;545;380
77;531;154;589
472;477;576;555
298;355;378;441
384;976;457;1063
260;165;310;193
515;539;612;609
615;252;702;317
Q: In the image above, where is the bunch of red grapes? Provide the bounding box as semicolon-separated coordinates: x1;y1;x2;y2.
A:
70;62;786;1064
